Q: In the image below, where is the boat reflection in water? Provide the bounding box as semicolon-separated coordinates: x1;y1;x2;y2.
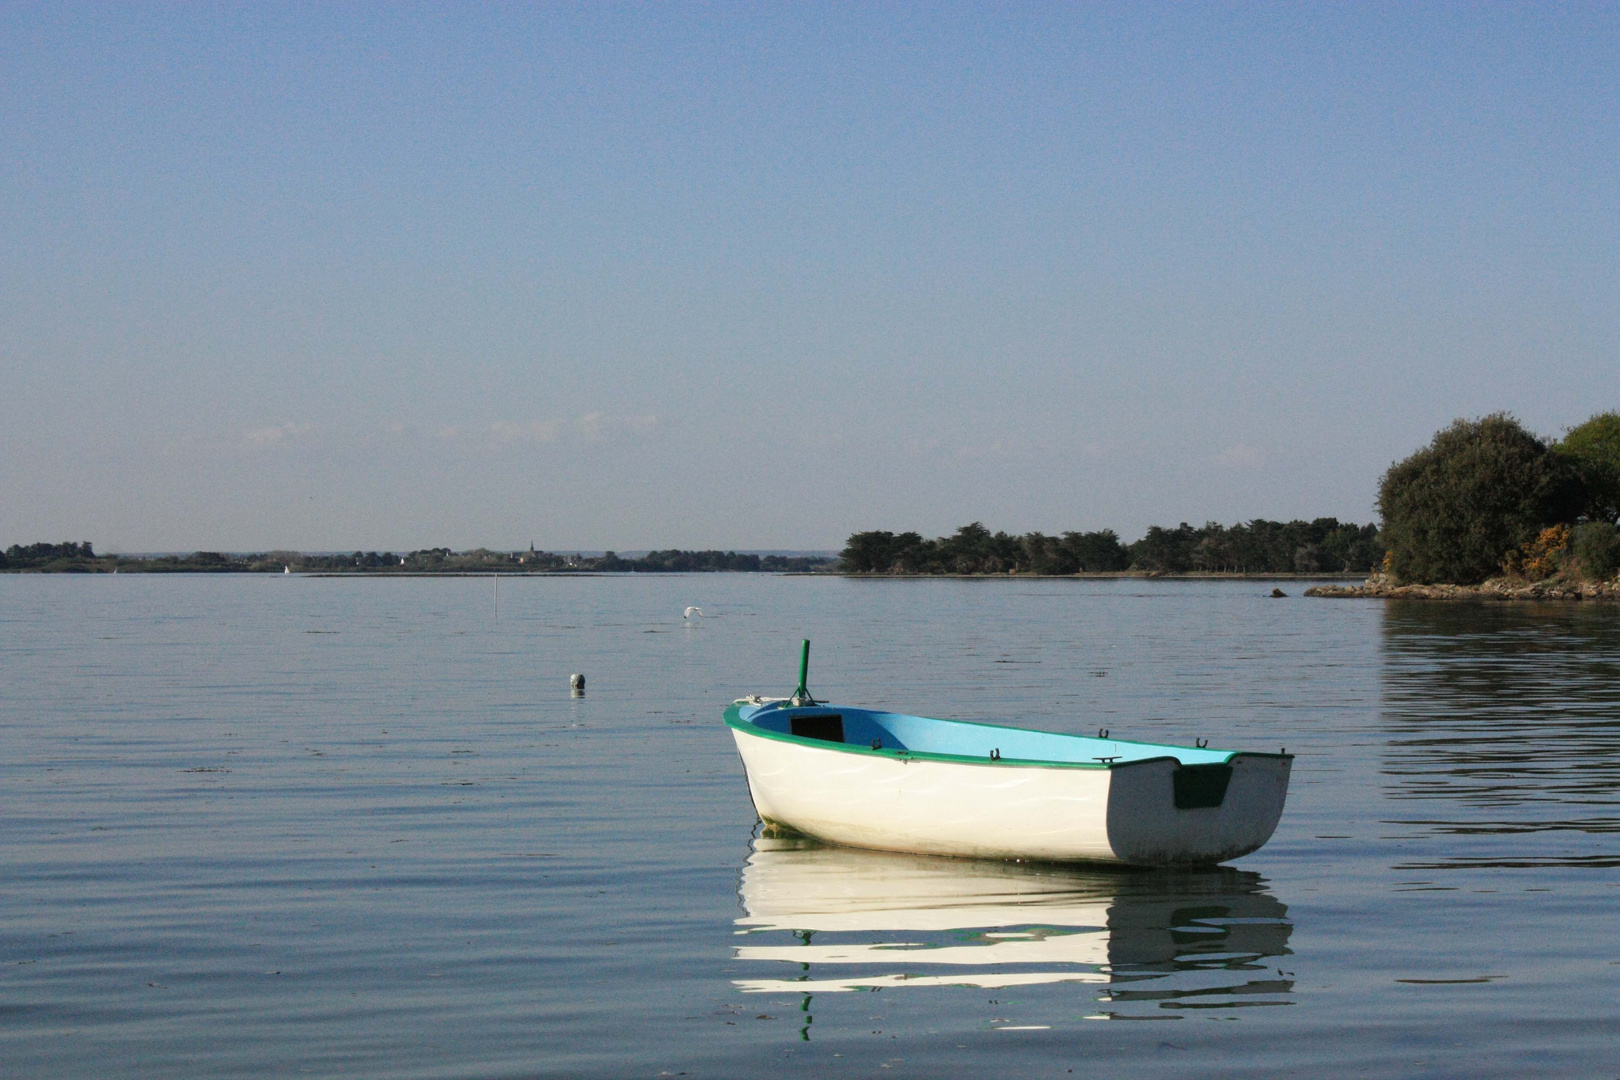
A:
733;837;1294;1019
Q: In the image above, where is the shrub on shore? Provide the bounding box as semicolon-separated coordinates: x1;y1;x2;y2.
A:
1573;522;1620;581
1501;524;1571;580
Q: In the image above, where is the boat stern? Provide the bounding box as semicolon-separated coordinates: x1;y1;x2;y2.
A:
1103;753;1292;866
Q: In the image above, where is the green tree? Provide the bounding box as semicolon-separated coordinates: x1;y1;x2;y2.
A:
939;522;1011;573
1062;529;1130;571
1378;414;1582;584
841;531;899;572
1556;412;1620;524
1573;522;1620;580
1128;524;1199;572
1019;532;1066;574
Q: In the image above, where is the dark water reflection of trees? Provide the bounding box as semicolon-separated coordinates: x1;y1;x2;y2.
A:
1380;601;1620;867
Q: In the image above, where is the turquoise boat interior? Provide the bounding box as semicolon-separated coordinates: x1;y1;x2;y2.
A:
730;700;1238;767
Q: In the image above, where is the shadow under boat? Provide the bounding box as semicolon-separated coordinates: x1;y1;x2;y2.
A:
732;836;1294;1015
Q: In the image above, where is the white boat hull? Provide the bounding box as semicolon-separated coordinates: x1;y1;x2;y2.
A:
730;725;1291;866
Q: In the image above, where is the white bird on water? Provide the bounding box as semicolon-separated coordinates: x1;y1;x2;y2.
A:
684;606;703;620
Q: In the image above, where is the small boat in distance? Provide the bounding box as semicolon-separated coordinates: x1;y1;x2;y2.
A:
725;641;1293;867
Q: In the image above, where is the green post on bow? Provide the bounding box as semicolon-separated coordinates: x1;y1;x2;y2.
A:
793;639;812;704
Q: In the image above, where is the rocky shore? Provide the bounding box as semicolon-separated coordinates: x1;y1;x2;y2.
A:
1305;573;1620;601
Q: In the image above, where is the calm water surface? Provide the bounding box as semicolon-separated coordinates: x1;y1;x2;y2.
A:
3;575;1618;1077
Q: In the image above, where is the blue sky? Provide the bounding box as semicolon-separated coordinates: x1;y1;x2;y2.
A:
3;3;1616;551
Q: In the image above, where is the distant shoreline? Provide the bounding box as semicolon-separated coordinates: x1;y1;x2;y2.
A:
1307;576;1620;601
2;564;1369;580
0;545;836;575
828;570;1365;580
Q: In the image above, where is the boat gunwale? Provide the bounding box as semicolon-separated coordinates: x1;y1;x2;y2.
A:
723;704;1293;770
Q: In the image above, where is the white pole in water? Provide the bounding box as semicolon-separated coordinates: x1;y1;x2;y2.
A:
493;573;498;618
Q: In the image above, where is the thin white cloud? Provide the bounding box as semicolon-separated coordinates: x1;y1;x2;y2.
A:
243;422;309;445
572;412;658;440
575;412;604;440
956;440;1010;460
490;420;562;444
404;413;659;449
1216;444;1266;468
